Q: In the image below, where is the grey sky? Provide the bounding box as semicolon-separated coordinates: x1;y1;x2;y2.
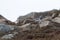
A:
0;0;60;22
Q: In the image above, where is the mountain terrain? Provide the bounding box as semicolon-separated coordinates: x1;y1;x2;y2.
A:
0;9;60;40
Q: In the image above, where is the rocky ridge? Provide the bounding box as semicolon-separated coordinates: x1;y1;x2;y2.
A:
0;9;60;40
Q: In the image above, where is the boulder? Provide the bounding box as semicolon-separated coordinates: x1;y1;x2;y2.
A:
39;21;50;27
1;34;14;40
18;23;31;31
0;24;15;32
19;23;31;28
18;23;38;31
52;17;60;23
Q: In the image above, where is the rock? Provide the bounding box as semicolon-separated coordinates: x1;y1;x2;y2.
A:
0;15;16;25
19;23;38;31
7;9;60;40
0;24;15;32
52;17;60;23
18;23;31;31
16;11;53;25
1;32;19;40
1;9;60;40
16;9;60;26
39;21;50;27
1;34;14;39
13;32;18;35
19;23;31;28
0;15;6;24
58;14;60;17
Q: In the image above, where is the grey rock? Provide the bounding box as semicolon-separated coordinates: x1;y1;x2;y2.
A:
16;11;53;25
0;24;15;32
1;34;14;39
13;32;18;35
52;17;60;23
18;23;31;31
39;21;50;27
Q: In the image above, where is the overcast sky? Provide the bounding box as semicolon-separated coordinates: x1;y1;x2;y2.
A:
0;0;60;22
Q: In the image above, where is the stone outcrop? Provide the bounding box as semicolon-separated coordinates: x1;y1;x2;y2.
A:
16;9;60;26
12;9;60;40
1;9;60;40
0;24;15;32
